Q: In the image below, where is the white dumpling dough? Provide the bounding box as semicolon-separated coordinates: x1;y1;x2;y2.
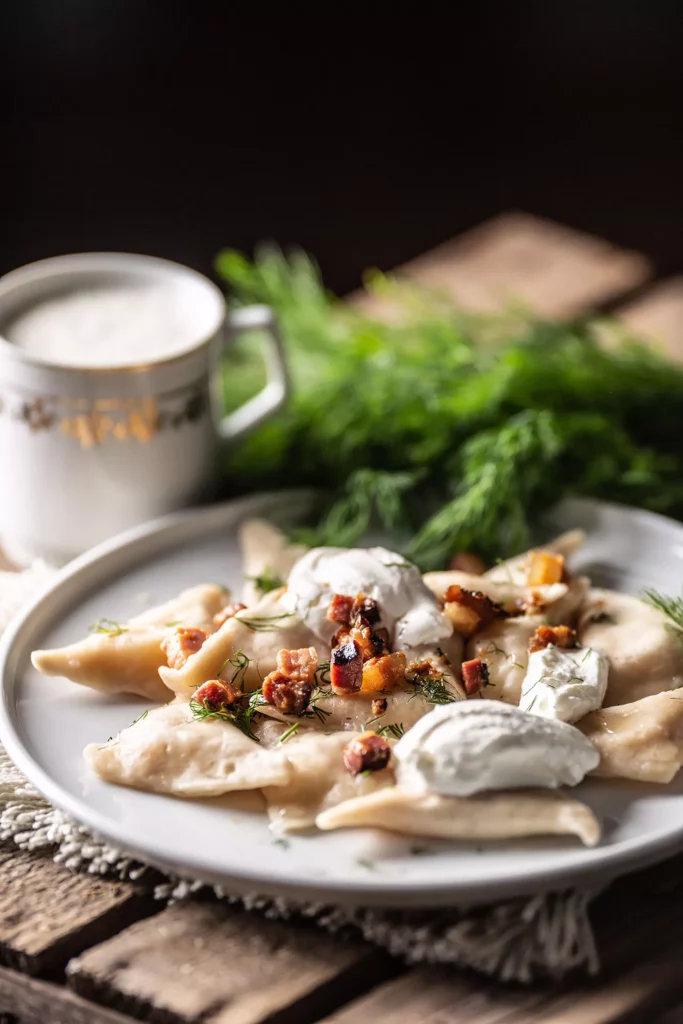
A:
238;518;308;605
263;730;394;833
466;615;544;704
579;589;683;706
32;583;229;701
85;702;293;797
316;786;600;847
484;529;586;586
579;687;683;784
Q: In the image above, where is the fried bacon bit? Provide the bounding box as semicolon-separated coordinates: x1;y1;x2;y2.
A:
275;646;319;683
461;658;490;696
327;593;355;626
526;551;565;587
330;640;363;694
528;624;578;653
371;697;388;716
193;679;239;710
448;551;486;575
443;585;506;638
332;621;389;661
361;651;407;693
161;626;208;669
213;602;247;629
343;732;391;775
262;646;318;716
263;675;313;715
351;593;381;625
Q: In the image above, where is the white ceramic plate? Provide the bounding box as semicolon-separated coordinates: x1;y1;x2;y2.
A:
2;493;683;908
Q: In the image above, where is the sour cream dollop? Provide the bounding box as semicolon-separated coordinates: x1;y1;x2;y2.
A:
519;645;608;724
393;701;599;796
285;546;452;650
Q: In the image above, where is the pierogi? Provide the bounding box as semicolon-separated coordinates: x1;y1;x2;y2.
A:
31;519;683;852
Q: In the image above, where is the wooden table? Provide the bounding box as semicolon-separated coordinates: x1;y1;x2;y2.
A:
3;213;683;1024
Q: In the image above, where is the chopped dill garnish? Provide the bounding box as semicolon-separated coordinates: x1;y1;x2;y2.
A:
88;618;128;636
273;837;290;849
408;672;457;705
218;649;251;691
581;647;593;662
248;568;285;594
164;620;181;628
356;857;375;870
315;661;331;687
376;721;406;740
130;709;149;726
190;681;267;742
234;612;294;632
359;768;372;778
279;721;300;743
643;589;683;629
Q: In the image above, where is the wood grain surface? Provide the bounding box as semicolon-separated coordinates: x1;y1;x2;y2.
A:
2;211;683;1023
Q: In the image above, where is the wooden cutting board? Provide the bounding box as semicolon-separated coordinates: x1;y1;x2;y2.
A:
2;212;683;1024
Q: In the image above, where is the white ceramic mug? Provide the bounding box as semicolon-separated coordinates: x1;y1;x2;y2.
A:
0;253;288;566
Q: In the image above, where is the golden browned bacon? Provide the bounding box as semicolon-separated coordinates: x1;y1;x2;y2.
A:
528;624;578;653
193;679;239;710
351;593;381;625
327;593;355;626
443;585;507;638
371;696;388;716
276;646;319;683
361;652;407;693
343;732;391;775
262;646;319;716
161;626;208;670
526;551;565;586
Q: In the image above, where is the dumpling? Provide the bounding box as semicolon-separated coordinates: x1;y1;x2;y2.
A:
316;786;600;846
238;518;308;605
85;701;292;796
32;583;230;701
466;615;545;705
579;589;683;706
158;588;325;698
263;730;394;833
579;687;683;784
423;570;588;624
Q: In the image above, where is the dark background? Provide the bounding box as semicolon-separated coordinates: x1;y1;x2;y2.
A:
1;2;681;294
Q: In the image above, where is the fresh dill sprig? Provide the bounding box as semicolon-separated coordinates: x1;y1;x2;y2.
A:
315;661;331;687
376;721;406;740
89;618;128;636
190;682;267;742
130;709;149;726
234;612;294;632
279;721;300;743
248;568;285;594
408;673;457;705
643;589;683;629
218;649;251;691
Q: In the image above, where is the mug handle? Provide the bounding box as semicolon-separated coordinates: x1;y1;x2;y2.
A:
212;304;289;443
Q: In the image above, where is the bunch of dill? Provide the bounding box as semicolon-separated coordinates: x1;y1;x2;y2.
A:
216;246;683;570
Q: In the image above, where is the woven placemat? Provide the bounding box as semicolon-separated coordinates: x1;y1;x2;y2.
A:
0;563;599;982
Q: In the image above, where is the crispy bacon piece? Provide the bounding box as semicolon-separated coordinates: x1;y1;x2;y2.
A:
276;646;319;683
371;697;388;716
212;602;247;629
193;679;239;710
330;640;363;694
161;626;208;669
343;732;391;775
351;593;381;625
443;585;506;638
448;551;486;575
526;551;565;586
461;658;490;696
262;675;313;715
332;622;389;661
262;646;319;716
327;593;355;626
361;651;407;693
528;624;578;653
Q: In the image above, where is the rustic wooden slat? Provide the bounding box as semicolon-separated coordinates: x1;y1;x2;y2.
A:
349;211;650;318
618;276;683;361
0;963;138;1024
0;850;154;976
66;900;398;1024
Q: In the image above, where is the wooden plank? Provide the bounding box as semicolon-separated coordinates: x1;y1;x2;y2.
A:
349;211;650;318
0;963;138;1024
0;850;154;976
618;276;683;361
66;900;398;1024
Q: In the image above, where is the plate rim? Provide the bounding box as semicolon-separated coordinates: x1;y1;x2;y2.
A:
3;493;683;907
